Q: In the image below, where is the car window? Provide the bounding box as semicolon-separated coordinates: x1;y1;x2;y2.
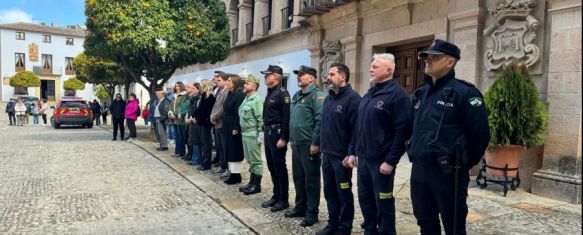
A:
61;101;88;108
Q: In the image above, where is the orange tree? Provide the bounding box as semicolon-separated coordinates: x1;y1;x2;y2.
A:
84;0;230;99
73;53;127;99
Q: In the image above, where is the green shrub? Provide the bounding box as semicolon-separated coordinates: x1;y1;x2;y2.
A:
95;84;109;100
63;77;86;90
9;71;41;88
484;63;548;150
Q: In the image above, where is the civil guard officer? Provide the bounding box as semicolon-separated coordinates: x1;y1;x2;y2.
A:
317;63;362;235
408;39;489;234
260;65;292;212
347;53;413;235
285;65;326;227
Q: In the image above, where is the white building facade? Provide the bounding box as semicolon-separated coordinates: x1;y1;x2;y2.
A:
0;22;94;102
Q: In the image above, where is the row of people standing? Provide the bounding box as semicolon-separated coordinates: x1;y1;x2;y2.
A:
5;98;50;126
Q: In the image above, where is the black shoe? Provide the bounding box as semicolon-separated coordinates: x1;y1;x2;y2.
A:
112;138;117;141
224;173;241;185
157;147;168;151
261;198;278;208
197;166;211;171
270;202;289;212
333;228;352;235
284;209;306;218
300;217;318;227
316;225;338;235
243;175;262;195
239;174;254;192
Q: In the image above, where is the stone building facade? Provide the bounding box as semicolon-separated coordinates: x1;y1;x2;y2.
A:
170;0;582;203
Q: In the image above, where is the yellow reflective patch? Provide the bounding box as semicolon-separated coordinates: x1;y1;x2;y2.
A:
340;182;350;189
379;192;393;199
318;96;324;100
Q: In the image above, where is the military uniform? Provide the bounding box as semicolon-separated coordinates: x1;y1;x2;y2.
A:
288;80;326;224
409;39;490;235
261;65;291;211
238;75;264;195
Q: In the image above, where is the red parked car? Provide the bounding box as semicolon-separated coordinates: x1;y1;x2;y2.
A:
51;97;93;128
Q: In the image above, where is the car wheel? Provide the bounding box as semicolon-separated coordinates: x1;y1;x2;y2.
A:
50;117;55;127
87;123;93;128
54;124;61;129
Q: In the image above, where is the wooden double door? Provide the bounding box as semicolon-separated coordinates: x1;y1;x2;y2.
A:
388;41;432;94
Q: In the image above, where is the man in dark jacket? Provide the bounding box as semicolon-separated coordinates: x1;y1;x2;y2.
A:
317;63;361;235
5;98;16;125
110;93;126;140
348;53;413;234
92;99;102;126
286;65;326;227
409;39;489;235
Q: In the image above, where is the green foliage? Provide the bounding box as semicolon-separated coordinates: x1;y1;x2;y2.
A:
484;63;548;150
9;71;41;88
64;77;86;90
73;53;126;86
95;84;110;100
84;0;231;98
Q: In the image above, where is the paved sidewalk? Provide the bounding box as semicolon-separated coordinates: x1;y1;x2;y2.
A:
95;120;582;235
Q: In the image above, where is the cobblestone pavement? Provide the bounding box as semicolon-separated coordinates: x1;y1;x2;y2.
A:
1;106;581;234
0;112;254;234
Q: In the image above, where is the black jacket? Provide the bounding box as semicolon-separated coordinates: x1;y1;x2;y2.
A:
193;93;216;127
355;79;413;166
320;84;362;158
408;69;489;167
263;84;291;141
110;99;126;119
224;91;246;162
92;102;102;114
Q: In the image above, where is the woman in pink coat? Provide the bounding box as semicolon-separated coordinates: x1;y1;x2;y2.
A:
124;93;140;141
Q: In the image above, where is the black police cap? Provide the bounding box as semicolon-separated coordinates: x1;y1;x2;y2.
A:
419;39;461;60
260;65;283;76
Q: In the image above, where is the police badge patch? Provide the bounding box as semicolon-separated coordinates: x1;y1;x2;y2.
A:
468;97;483;107
284;97;290;104
414;100;421;109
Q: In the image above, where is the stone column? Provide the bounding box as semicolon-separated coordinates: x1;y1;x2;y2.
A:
227;9;238;46
447;8;487;86
532;0;582;204
291;0;303;28
270;0;288;34
341;36;362;92
253;0;269;39
237;1;253;45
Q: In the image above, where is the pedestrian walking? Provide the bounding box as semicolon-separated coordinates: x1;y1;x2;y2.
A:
194;80;216;170
317;63;361;235
92;99;102;126
348;53;413;235
408;39;490;235
110;93;126;140
286;65;326;227
6;98;16;125
124;93;140;141
260;65;291;212
238;74;264;195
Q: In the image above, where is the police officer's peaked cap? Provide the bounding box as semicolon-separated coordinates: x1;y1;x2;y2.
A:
246;74;259;86
419;39;461;60
260;65;283;75
293;65;317;77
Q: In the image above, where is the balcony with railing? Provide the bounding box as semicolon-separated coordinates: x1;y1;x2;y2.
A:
281;7;292;30
33;66;62;76
299;0;354;17
246;22;253;42
262;15;271;36
231;28;238;46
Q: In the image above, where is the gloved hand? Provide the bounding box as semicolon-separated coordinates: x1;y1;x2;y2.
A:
257;132;264;144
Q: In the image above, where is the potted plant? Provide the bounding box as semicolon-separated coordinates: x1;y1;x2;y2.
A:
63;77;85;96
9;71;41;95
483;62;548;176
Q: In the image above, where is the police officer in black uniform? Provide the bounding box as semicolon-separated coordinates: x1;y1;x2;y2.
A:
408;39;490;235
260;65;292;212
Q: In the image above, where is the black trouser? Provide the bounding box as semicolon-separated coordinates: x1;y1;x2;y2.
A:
41;114;47;124
291;143;321;218
127;119;136;138
94;113;101;125
199;125;213;168
265;130;289;203
8;112;16;125
112;117;125;139
357;157;396;235
322;153;354;230
215;127;227;169
102;113;108;124
411;163;469;235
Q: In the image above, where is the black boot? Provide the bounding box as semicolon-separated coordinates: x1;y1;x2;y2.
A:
243;175;261;195
239;173;254;192
224;173;241;185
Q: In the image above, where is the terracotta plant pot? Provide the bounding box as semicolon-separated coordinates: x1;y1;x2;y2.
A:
485;145;523;177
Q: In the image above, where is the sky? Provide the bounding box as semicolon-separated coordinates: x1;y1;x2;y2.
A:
0;0;86;26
